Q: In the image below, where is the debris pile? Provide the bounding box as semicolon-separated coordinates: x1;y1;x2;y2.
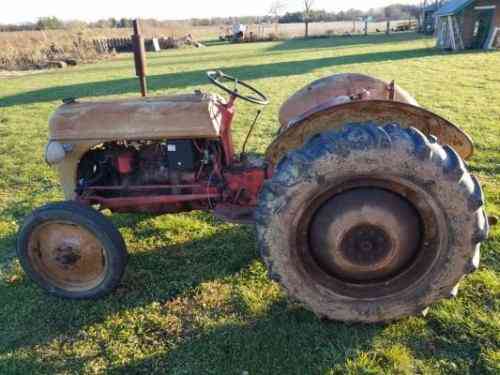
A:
93;34;205;54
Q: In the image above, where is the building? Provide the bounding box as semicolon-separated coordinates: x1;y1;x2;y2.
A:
435;0;500;50
422;3;439;34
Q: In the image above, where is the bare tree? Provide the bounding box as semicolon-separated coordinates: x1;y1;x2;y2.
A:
303;0;315;38
269;0;287;19
269;1;287;33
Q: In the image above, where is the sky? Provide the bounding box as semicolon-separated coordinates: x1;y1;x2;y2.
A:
1;0;419;24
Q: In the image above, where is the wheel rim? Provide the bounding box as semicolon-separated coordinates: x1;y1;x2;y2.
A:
295;177;447;299
27;221;107;292
309;188;422;283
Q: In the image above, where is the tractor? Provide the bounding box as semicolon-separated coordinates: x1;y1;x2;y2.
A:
17;67;490;323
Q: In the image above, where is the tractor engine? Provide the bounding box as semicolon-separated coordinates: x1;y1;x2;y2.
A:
76;139;221;212
78;140;212;188
76;138;266;218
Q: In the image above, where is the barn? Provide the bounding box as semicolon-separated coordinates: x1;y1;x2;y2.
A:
435;0;500;50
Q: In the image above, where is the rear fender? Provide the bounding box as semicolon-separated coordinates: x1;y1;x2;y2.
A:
266;100;474;166
279;73;419;129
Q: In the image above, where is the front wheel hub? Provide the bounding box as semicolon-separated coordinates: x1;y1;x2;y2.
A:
27;222;107;292
309;188;422;283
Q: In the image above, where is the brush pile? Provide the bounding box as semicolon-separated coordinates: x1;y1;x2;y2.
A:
0;26;204;71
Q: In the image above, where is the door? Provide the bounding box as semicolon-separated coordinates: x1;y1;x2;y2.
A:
472;9;494;48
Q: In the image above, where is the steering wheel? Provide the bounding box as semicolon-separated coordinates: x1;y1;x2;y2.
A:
207;70;269;105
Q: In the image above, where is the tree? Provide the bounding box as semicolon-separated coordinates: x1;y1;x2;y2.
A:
269;1;287;33
269;0;287;19
65;20;87;30
108;18;118;28
36;17;64;30
303;0;315;38
118;18;133;28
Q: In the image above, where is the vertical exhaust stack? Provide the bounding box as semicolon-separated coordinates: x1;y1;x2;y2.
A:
132;19;148;97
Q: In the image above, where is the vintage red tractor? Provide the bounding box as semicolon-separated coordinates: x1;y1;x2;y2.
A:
17;70;489;323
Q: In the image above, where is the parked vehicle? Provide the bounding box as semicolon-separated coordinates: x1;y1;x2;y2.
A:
18;70;489;323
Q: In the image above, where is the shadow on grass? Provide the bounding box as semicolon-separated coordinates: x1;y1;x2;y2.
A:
0;47;444;108
469;145;500;176
469;163;500;177
201;39;232;47
405;311;498;374
108;308;384;374
268;32;435;52
1;208;497;373
0;199;382;373
0;214;257;353
0;204;384;374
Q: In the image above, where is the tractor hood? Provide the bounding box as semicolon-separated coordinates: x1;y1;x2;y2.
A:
49;92;225;142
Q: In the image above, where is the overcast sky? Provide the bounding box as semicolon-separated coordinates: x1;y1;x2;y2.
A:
1;0;420;24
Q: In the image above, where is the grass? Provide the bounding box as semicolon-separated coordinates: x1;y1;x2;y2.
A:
0;20;409;71
0;32;499;374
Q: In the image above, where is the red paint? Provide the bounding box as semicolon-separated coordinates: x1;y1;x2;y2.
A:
223;167;266;206
116;152;134;174
76;93;270;216
87;184;211;191
218;95;237;166
266;163;275;179
80;192;220;213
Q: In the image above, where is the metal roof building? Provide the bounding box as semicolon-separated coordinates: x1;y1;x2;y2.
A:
436;0;475;16
435;0;500;50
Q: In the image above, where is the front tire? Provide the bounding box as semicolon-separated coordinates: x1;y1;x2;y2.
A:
256;123;489;323
17;201;128;300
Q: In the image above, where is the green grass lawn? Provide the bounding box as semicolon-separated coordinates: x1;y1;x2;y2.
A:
0;33;499;374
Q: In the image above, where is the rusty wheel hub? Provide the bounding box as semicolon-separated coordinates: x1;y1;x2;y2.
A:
27;222;107;292
341;225;391;267
309;188;422;283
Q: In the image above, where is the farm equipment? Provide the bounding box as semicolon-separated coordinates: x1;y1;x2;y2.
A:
17;30;489;323
219;23;247;42
394;21;418;32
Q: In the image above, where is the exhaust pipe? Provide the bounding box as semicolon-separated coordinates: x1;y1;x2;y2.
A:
132;19;148;97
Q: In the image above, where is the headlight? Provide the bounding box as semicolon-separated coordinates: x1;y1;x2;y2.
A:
45;142;72;165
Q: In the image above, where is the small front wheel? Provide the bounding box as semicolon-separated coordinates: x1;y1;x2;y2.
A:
17;201;127;299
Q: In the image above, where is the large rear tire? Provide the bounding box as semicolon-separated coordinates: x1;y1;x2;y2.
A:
256;123;489;323
17;201;128;300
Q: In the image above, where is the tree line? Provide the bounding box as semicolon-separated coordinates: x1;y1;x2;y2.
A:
0;3;422;32
0;17;141;32
190;3;420;27
279;5;420;24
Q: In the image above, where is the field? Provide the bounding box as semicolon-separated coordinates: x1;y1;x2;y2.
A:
0;32;499;374
0;20;407;70
0;24;211;71
233;20;406;38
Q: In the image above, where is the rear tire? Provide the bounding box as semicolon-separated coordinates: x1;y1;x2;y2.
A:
256;123;489;323
17;201;128;300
